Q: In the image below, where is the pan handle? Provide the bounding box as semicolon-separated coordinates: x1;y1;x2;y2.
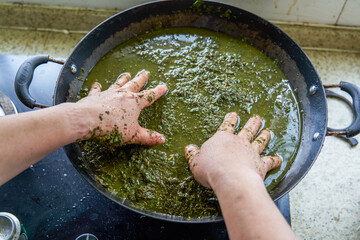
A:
324;82;360;145
14;55;64;109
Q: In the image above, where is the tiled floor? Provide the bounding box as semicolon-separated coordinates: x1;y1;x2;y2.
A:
0;3;360;239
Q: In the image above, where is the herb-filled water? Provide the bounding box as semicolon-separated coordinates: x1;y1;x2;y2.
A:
79;27;301;218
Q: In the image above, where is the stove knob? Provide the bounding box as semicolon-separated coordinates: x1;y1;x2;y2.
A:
75;233;98;240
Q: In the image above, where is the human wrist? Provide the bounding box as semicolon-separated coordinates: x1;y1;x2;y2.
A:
209;169;265;197
57;102;98;142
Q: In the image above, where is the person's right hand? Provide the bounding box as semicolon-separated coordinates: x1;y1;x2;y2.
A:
184;112;282;189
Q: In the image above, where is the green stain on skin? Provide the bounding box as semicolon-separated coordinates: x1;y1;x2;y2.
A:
148;95;153;102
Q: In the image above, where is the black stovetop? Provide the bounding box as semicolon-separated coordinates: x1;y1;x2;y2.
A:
0;54;290;240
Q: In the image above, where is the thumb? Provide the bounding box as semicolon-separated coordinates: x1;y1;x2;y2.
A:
131;127;165;146
185;144;200;171
185;144;212;188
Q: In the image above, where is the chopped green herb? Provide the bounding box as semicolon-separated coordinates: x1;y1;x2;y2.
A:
77;67;86;81
148;95;153;102
78;27;300;218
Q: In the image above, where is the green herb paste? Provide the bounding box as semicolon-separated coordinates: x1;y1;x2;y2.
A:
79;27;301;218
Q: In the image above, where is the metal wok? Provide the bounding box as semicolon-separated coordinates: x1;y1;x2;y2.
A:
14;0;360;222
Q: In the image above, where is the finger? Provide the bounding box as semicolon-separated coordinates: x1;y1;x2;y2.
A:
184;144;200;170
261;156;282;172
109;72;131;90
237;116;262;142
121;70;149;92
88;82;102;96
131;127;165;146
217;112;238;133
252;129;271;154
138;85;168;108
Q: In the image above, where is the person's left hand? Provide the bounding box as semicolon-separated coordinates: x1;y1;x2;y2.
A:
75;70;168;146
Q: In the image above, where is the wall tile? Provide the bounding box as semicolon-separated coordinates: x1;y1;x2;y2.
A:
337;0;360;26
224;0;346;24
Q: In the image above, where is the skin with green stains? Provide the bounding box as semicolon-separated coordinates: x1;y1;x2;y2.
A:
78;27;301;218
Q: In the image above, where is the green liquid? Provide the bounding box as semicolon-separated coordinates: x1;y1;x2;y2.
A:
79;27;301;218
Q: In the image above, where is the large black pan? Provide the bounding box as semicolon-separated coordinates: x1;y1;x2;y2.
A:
14;0;360;222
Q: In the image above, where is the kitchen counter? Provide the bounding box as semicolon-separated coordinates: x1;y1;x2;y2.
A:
0;3;359;239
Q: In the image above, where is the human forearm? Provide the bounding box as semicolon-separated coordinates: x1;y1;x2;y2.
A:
185;114;297;239
212;173;297;240
0;103;88;185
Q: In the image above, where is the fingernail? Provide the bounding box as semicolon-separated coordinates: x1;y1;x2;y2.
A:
159;135;166;142
156;84;168;90
260;119;266;130
235;115;241;130
91;82;102;88
136;69;150;77
263;128;273;138
224;112;236;119
185;144;198;152
160;85;169;96
118;72;131;79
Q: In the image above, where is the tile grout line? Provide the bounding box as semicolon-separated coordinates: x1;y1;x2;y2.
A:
0;2;119;15
302;47;360;54
270;20;360;31
0;25;88;35
335;0;348;25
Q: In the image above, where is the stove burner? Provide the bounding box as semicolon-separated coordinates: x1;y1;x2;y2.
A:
75;233;98;240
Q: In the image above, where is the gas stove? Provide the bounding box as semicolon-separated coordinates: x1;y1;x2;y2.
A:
0;54;290;239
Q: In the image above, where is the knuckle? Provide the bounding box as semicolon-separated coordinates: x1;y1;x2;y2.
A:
246;131;253;141
255;138;264;145
131;81;140;87
190;160;198;168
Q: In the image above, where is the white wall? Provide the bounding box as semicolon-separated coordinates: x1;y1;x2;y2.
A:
1;0;359;26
